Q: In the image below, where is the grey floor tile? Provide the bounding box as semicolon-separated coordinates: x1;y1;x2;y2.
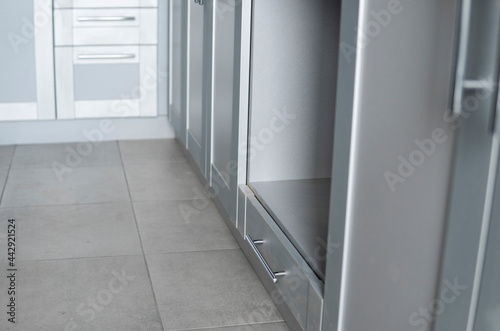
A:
147;250;283;331
1;165;130;207
11;141;121;169
0;203;142;262
0;145;14;167
188;322;290;331
119;139;186;164
0;256;163;331
134;200;238;255
124;161;205;201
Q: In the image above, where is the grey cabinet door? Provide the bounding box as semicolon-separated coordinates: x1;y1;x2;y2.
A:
0;0;55;121
209;0;250;225
169;0;187;145
186;0;210;177
474;138;500;331
435;1;500;330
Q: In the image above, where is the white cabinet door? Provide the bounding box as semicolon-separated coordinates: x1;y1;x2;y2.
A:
53;3;158;119
55;45;157;119
0;0;55;121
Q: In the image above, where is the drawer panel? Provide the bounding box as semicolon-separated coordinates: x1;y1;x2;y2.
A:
54;0;158;9
246;195;309;330
55;45;157;119
54;8;158;46
74;63;140;101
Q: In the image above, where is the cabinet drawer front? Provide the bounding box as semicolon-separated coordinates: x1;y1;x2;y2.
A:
246;196;309;329
55;45;157;119
54;0;158;9
54;8;158;46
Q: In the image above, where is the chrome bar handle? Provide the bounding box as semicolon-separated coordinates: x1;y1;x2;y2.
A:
77;54;136;60
199;0;205;5
451;0;473;117
495;77;500;134
245;235;285;283
77;16;136;22
194;0;199;3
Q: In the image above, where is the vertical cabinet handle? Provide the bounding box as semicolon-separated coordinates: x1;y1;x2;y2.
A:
451;0;497;118
246;235;286;283
452;0;473;117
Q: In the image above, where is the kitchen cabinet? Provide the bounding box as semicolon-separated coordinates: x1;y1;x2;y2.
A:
185;0;210;177
0;0;55;121
473;143;500;330
434;1;500;330
54;0;158;119
210;0;251;226
242;1;340;329
171;0;484;330
169;0;186;146
171;0;251;217
172;0;339;329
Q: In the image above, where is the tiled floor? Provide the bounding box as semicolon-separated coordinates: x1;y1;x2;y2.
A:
0;140;289;331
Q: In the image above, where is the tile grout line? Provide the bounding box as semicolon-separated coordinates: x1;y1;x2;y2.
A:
0;146;16;207
117;140;166;331
16;253;145;264
170;320;288;331
0;197;215;210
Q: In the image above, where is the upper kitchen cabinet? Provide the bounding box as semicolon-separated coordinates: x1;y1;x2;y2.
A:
54;0;158;119
0;0;55;121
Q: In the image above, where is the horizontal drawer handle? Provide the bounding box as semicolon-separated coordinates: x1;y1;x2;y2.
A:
77;16;136;22
246;235;286;283
77;54;136;60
